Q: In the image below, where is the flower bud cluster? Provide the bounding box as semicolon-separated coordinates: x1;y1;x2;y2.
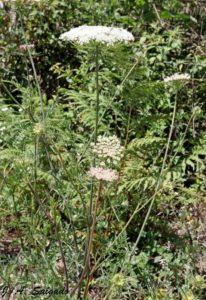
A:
87;135;123;182
33;123;44;135
91;135;124;165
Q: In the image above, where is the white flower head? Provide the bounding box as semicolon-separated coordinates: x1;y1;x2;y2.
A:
1;107;9;112
87;167;118;182
60;25;134;45
91;135;124;163
164;73;190;83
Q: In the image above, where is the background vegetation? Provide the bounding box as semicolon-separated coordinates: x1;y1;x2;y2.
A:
0;0;206;299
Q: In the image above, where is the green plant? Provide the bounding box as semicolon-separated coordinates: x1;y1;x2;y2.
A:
1;1;206;299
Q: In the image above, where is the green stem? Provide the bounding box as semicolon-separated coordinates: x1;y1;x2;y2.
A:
80;94;195;279
71;180;103;296
113;105;132;215
124;105;132;148
27;182;69;291
94;44;100;145
78;57;140;162
83;180;102;298
0;80;35;122
87;44;100;256
77;45;100;295
130;94;177;256
18;13;45;124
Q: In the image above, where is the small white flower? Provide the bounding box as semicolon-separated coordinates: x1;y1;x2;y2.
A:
87;167;118;182
92;135;124;163
60;25;134;45
1;107;9;112
164;73;190;83
0;126;6;131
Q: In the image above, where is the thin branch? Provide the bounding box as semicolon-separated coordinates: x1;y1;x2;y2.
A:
71;180;103;297
152;3;164;27
129;94;178;257
27;182;69;291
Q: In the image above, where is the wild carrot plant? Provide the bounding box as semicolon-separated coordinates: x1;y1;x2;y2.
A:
1;2;206;299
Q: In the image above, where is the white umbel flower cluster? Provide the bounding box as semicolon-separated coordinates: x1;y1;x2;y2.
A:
33;123;44;135
88;167;118;182
60;25;134;45
87;135;123;182
91;135;124;165
164;73;191;83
